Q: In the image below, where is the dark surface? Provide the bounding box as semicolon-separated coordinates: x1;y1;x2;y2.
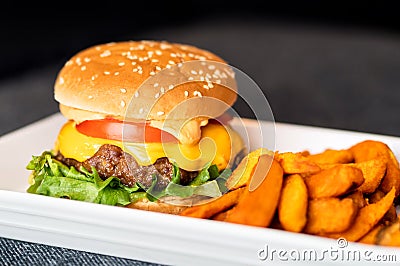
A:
0;237;164;266
2;4;400;265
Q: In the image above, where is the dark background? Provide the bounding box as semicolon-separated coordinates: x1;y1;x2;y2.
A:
1;1;400;136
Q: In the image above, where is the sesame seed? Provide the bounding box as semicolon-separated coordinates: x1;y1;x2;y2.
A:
168;85;174;90
155;50;162;55
91;75;97;81
131;61;137;65
154;83;159;88
188;77;194;81
104;71;110;75
88;95;94;99
65;60;73;66
160;43;170;50
120;88;127;93
166;64;171;69
139;108;144;114
203;84;209;90
80;66;86;71
155;92;160;98
155;66;162;71
208;65;216;70
118;62;125;66
177;63;183;68
193;91;202;97
150;71;155;76
138;70;143;74
198;70;203;75
184;91;189;97
216;79;221;84
208;82;214;89
100;50;111;57
95;46;101;51
84;57;91;63
75;57;82;66
121;100;126;107
191;70;197;75
188;53;194;57
59;77;64;84
134;91;139;97
170;53;177;57
168;60;175;65
160;87;165;93
151;59;159;63
200;76;205;81
157;111;164;116
132;68;138;72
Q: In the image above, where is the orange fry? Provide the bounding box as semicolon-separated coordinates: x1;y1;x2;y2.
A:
224;155;283;227
352;159;386;194
308;149;354;165
305;197;358;234
278;174;308;232
225;148;271;190
304;165;364;199
358;224;385;245
376;221;400;247
322;187;396;241
350;140;400;196
276;152;321;175
179;187;244;219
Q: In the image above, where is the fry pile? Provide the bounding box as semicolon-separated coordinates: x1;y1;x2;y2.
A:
180;140;400;247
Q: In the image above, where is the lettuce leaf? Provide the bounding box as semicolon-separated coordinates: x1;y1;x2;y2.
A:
27;152;138;206
26;151;231;206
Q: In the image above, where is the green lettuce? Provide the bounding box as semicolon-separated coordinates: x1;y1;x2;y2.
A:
26;151;230;206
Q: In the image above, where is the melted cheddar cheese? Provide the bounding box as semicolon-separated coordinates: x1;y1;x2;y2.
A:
55;121;245;171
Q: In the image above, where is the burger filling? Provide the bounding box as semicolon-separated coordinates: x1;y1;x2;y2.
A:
27;118;246;206
55;144;198;189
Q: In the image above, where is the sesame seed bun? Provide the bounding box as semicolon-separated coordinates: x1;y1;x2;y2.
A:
54;41;238;122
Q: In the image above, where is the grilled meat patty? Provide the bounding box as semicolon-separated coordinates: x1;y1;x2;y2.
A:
55;144;198;189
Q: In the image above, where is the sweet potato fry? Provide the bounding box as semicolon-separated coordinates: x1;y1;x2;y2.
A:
322;187;396;241
278;174;308;232
225;148;271;190
179;187;245;219
305;197;358;234
350;140;400;196
304;165;364;199
380;149;400;196
211;210;229;221
368;189;398;223
352;159;386;194
308;149;354;165
276;152;321;175
376;221;400;247
358;224;385;244
223;155;283;227
346;190;367;209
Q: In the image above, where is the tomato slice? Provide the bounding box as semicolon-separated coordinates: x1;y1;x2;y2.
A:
76;118;177;143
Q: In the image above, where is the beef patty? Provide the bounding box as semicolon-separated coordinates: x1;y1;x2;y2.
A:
55;144;198;189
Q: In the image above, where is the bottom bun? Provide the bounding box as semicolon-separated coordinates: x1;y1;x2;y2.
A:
126;195;211;215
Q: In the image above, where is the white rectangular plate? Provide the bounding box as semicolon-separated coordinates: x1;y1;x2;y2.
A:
1;113;399;266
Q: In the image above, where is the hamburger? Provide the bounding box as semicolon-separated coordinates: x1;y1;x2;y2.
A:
26;41;246;213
